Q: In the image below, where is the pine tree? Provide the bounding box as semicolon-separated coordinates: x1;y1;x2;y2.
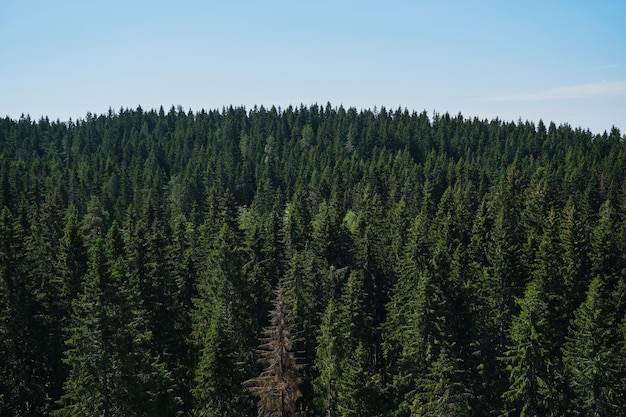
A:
590;200;623;315
246;281;304;417
520;167;552;268
337;269;383;416
314;267;379;417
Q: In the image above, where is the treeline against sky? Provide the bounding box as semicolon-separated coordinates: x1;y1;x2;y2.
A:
0;104;625;416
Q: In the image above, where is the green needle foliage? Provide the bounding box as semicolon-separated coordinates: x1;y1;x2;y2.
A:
0;106;624;416
55;223;180;417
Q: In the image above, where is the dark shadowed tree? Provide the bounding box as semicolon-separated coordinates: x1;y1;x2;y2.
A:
0;206;50;416
55;223;180;417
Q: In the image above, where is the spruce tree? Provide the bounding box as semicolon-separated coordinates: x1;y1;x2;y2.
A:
192;198;257;416
336;341;373;417
558;201;589;330
0;206;49;415
56;208;88;314
465;197;504;416
167;212;198;412
282;249;325;386
24;193;69;413
412;346;472;417
383;211;434;417
335;270;381;416
246;281;304;417
502;280;552;417
241;202;284;333
284;187;313;256
192;299;243;417
196;217;254;353
55;223;180;417
313;298;341;417
562;276;624;416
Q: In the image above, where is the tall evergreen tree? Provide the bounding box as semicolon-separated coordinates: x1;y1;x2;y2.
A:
241;202;284;333
562;274;625;417
485;166;525;353
412;345;472;417
56;208;88;314
0;206;50;416
465;196;504;416
192;194;256;416
336;341;375;417
558;201;590;329
590;200;624;313
314;298;341;417
311;197;351;269
195;215;254;351
167;212;198;412
281;248;326;412
55;223;179;417
383;210;433;417
284;187;313;256
246;282;304;417
24;192;69;413
502;280;552;417
192;299;243;417
333;270;383;416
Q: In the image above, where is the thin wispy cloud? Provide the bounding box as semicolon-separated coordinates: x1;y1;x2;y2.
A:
597;64;622;70
478;80;626;102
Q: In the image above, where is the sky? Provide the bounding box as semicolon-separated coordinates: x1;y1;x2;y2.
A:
1;0;625;134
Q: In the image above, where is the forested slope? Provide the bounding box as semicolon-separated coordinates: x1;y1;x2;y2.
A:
1;104;625;416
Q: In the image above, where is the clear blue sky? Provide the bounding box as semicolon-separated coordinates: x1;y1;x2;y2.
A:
1;0;625;134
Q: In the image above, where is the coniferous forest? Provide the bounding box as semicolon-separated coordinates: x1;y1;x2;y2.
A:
1;104;625;417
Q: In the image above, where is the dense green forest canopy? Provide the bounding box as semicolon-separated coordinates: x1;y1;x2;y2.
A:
1;104;625;416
